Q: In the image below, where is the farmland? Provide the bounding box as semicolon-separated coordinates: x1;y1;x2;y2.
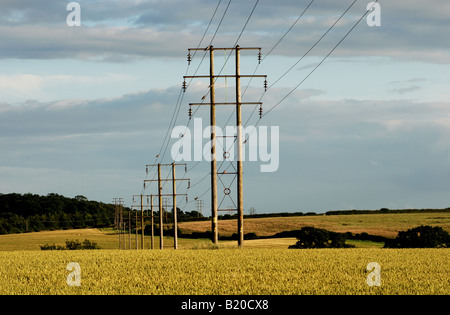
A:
2;211;449;251
179;211;450;238
0;212;449;295
0;248;448;295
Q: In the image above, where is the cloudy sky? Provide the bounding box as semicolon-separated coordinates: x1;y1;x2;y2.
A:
0;0;449;214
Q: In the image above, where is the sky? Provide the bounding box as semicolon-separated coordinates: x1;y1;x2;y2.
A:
0;0;449;214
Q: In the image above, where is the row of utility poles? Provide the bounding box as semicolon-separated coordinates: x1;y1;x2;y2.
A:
114;163;189;250
144;163;189;250
115;45;266;250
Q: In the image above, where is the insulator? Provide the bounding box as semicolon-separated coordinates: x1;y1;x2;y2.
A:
264;79;268;91
259;105;263;119
188;106;192;119
258;50;262;64
187;51;192;65
182;80;187;92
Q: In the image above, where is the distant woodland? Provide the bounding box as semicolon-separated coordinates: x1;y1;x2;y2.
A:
1;192;449;235
0;193;203;235
0;193;114;234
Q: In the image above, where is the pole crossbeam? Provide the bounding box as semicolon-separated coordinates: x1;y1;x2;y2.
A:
184;75;266;79
188;47;262;51
189;102;262;106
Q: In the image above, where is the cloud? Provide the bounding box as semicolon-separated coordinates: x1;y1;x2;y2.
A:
0;73;137;103
387;77;427;95
1;90;450;209
389;85;421;95
0;1;449;63
1;0;449;210
0;87;180;137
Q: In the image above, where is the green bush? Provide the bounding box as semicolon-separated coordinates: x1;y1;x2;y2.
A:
384;225;450;248
39;243;65;250
289;227;354;249
40;239;101;250
82;239;102;249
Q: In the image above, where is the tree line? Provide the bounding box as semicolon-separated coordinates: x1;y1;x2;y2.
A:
0;193;114;234
288;225;450;249
0;193;206;235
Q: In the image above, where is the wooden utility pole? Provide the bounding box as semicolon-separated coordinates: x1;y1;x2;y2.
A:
113;198;124;249
235;46;244;247
184;46;266;248
158;164;163;249
196;199;204;218
172;163;178;249
209;47;219;245
131;194;155;249
128;211;131;249
145;163;189;250
150;195;154;249
140;194;144;248
135;210;138;250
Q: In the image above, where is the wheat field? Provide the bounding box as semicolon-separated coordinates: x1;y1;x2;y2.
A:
0;248;448;295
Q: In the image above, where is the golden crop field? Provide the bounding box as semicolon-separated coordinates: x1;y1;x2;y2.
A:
0;248;449;295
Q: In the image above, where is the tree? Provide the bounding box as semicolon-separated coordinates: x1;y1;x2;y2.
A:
289;227;354;249
75;195;88;202
384;225;450;248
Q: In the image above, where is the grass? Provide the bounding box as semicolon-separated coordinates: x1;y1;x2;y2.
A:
0;211;448;295
179;211;450;238
0;248;448;295
1;211;449;251
0;228;211;251
0;228;383;251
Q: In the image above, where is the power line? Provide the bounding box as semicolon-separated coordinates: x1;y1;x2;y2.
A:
263;0;379;117
206;0;380;179
265;0;357;95
156;0;233;166
238;0;360;131
263;0;315;61
170;0;261;200
140;0;229;196
222;0;317;157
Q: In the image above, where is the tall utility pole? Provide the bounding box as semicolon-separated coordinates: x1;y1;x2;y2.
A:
144;163;189;250
158;164;163;249
235;46;244;247
184;46;267;247
172;163;178;249
196;199;204;218
113;198;124;249
132;194;154;249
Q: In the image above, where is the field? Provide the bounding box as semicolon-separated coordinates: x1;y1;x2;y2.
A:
0;248;448;295
0;228;212;251
179;211;450;238
0;212;449;295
